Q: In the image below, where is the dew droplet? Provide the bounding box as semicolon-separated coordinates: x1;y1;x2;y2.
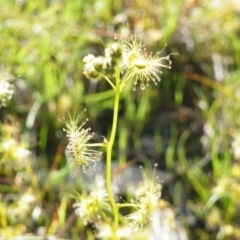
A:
140;84;145;90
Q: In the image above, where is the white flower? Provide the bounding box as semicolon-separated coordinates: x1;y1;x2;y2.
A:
120;34;177;91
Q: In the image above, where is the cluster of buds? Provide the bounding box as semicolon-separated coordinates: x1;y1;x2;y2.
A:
83;43;122;80
83;32;177;91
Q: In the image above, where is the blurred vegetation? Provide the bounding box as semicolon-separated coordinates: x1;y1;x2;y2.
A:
1;0;240;239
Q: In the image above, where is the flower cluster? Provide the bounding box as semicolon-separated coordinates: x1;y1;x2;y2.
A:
125;174;163;230
83;43;122;80
120;34;177;91
63;109;102;172
0;70;14;107
83;32;177;92
73;176;110;225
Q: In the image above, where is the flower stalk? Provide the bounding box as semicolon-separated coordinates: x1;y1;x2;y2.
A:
106;65;121;238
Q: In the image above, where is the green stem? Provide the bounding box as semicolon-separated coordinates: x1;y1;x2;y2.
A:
102;75;116;91
117;203;139;209
106;66;121;239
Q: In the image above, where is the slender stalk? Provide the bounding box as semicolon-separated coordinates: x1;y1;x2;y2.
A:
118;203;139;209
106;66;121;239
102;75;116;91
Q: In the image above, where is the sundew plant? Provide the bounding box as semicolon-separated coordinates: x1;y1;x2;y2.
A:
63;30;178;239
